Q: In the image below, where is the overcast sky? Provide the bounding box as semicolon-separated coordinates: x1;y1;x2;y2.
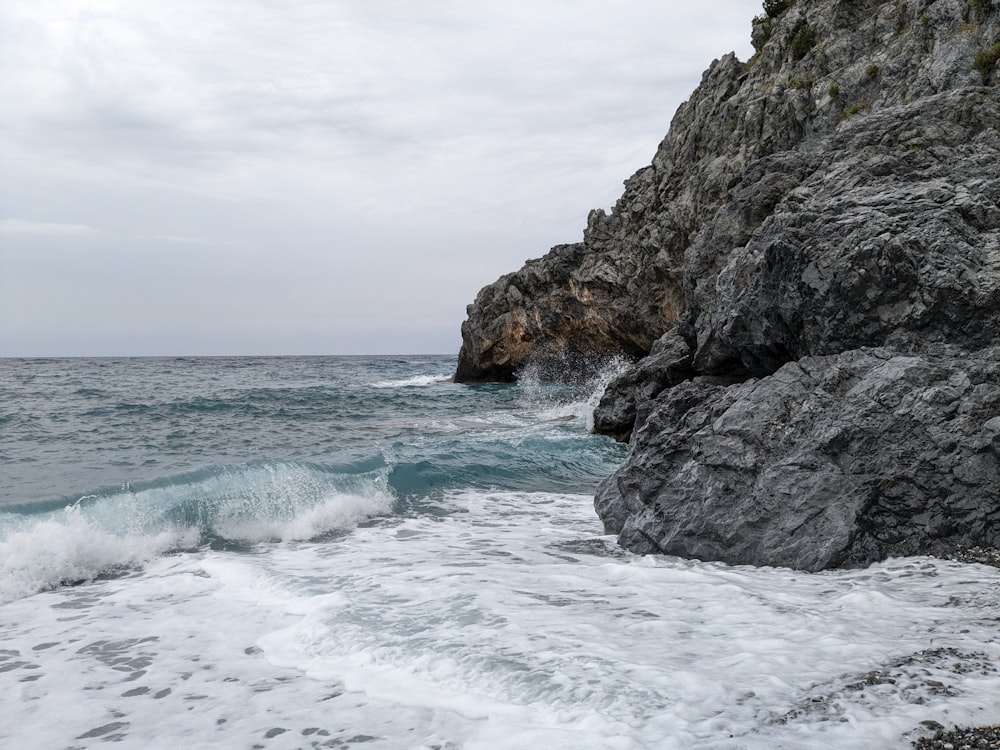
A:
0;1;755;356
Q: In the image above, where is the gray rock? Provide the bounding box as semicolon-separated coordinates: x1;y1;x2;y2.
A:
595;347;1000;571
592;329;697;442
686;88;1000;376
455;0;1000;384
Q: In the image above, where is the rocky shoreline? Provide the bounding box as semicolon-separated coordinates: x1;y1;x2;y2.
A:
938;545;1000;568
455;0;999;572
919;547;1000;749
914;724;1000;749
456;1;1000;742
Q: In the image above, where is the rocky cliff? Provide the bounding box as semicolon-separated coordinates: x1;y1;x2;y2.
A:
456;0;1000;570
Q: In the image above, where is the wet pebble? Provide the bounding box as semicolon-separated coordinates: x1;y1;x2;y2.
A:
937;547;1000;569
913;724;1000;749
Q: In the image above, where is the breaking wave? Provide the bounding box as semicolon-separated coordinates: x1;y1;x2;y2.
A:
0;461;394;603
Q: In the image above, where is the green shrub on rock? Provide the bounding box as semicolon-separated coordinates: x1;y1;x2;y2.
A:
971;0;993;23
764;0;795;18
844;100;870;117
973;41;1000;83
791;25;817;60
752;15;774;53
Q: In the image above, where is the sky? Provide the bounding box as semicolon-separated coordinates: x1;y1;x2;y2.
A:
0;1;755;356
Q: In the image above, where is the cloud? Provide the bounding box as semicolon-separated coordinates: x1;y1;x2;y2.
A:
142;234;218;245
0;219;97;235
0;0;756;356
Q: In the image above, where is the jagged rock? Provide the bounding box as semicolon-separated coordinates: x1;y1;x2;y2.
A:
678;0;1000;373
595;347;1000;571
456;0;999;385
686;88;1000;376
453;232;680;382
591;329;697;442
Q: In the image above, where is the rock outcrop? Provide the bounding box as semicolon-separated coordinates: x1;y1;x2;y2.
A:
455;0;1000;569
458;0;1000;386
596;347;1000;572
453;235;679;382
590;329;699;442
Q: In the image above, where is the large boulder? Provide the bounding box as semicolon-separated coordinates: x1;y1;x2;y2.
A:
595;347;1000;571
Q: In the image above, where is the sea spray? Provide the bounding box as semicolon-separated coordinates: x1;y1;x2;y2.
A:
0;506;195;604
515;353;633;431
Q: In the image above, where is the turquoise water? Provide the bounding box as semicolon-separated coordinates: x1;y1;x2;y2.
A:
1;355;622;509
2;356;999;749
0;356;625;569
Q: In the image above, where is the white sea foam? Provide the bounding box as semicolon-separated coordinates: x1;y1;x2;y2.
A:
371;374;453;388
2;489;998;749
0;506;196;604
257;492;1000;749
212;490;392;543
0;463;393;603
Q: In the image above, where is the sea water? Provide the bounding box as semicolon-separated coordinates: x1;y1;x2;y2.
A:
1;355;998;750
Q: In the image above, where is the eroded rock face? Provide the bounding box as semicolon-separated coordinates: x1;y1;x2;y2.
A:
453;235;683;382
595;348;1000;572
679;0;1000;375
454;243;672;382
685;89;1000;376
456;0;999;384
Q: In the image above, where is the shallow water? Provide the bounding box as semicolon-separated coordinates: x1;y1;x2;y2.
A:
1;356;998;749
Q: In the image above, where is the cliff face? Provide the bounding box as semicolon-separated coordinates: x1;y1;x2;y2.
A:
457;0;999;384
455;0;1000;569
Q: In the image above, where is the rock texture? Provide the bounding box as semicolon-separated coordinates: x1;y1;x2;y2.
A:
595;347;1000;571
457;0;1000;385
591;330;699;442
453;236;679;382
455;0;1000;569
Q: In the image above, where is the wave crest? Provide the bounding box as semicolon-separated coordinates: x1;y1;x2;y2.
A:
0;461;394;603
371;374;453;388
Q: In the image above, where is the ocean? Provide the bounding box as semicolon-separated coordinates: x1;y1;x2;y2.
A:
1;355;998;750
